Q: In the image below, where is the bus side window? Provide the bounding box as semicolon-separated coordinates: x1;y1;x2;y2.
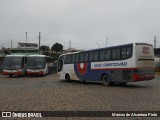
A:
122;47;127;59
111;48;120;60
68;55;71;64
94;51;99;61
80;53;84;62
64;55;68;64
71;54;76;63
117;48;120;60
105;49;111;61
122;46;132;59
84;52;88;62
112;49;116;60
89;52;94;62
127;47;132;56
100;50;105;61
75;54;79;63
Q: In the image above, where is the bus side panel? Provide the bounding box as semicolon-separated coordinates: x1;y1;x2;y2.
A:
89;69;134;82
62;64;80;80
90;60;135;82
111;70;123;82
111;69;135;82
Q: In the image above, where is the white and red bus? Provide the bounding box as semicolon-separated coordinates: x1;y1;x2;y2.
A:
26;55;54;76
3;55;27;77
57;43;155;85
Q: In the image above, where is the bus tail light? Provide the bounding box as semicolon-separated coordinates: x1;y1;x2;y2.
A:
133;73;155;81
133;73;140;81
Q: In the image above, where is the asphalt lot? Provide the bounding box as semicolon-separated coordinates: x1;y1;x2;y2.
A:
0;73;160;119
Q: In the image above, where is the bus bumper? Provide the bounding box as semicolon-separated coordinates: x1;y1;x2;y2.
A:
26;70;45;76
133;73;155;81
3;70;22;76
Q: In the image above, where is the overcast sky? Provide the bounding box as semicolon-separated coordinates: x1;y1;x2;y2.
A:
0;0;160;49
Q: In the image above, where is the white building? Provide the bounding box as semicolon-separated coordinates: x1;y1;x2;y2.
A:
18;42;38;49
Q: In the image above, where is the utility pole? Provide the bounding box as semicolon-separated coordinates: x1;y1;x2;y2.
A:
39;32;41;54
106;38;108;47
11;40;13;49
26;32;28;43
69;40;71;52
154;36;157;48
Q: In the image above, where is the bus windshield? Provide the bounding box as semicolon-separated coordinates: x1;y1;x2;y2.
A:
4;57;22;70
27;57;45;69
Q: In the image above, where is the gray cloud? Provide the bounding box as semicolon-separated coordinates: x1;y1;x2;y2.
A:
0;0;160;49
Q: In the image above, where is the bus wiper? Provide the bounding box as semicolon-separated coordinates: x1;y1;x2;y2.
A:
11;64;17;70
5;63;12;70
35;64;40;69
32;62;40;69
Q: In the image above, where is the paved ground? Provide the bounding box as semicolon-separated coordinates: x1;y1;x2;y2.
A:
0;74;160;120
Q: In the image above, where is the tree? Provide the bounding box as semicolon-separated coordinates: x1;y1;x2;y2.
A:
40;45;50;56
51;43;63;53
40;45;50;52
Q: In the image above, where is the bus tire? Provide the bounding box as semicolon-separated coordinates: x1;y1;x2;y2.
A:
65;74;70;81
102;74;111;86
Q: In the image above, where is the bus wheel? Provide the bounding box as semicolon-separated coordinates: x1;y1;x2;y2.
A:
102;74;110;86
65;74;70;81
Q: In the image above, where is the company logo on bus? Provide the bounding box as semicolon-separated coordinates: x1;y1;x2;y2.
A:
142;47;149;54
77;63;88;75
74;63;90;80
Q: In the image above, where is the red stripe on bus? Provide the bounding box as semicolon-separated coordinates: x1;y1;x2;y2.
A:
91;68;137;70
91;67;154;70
